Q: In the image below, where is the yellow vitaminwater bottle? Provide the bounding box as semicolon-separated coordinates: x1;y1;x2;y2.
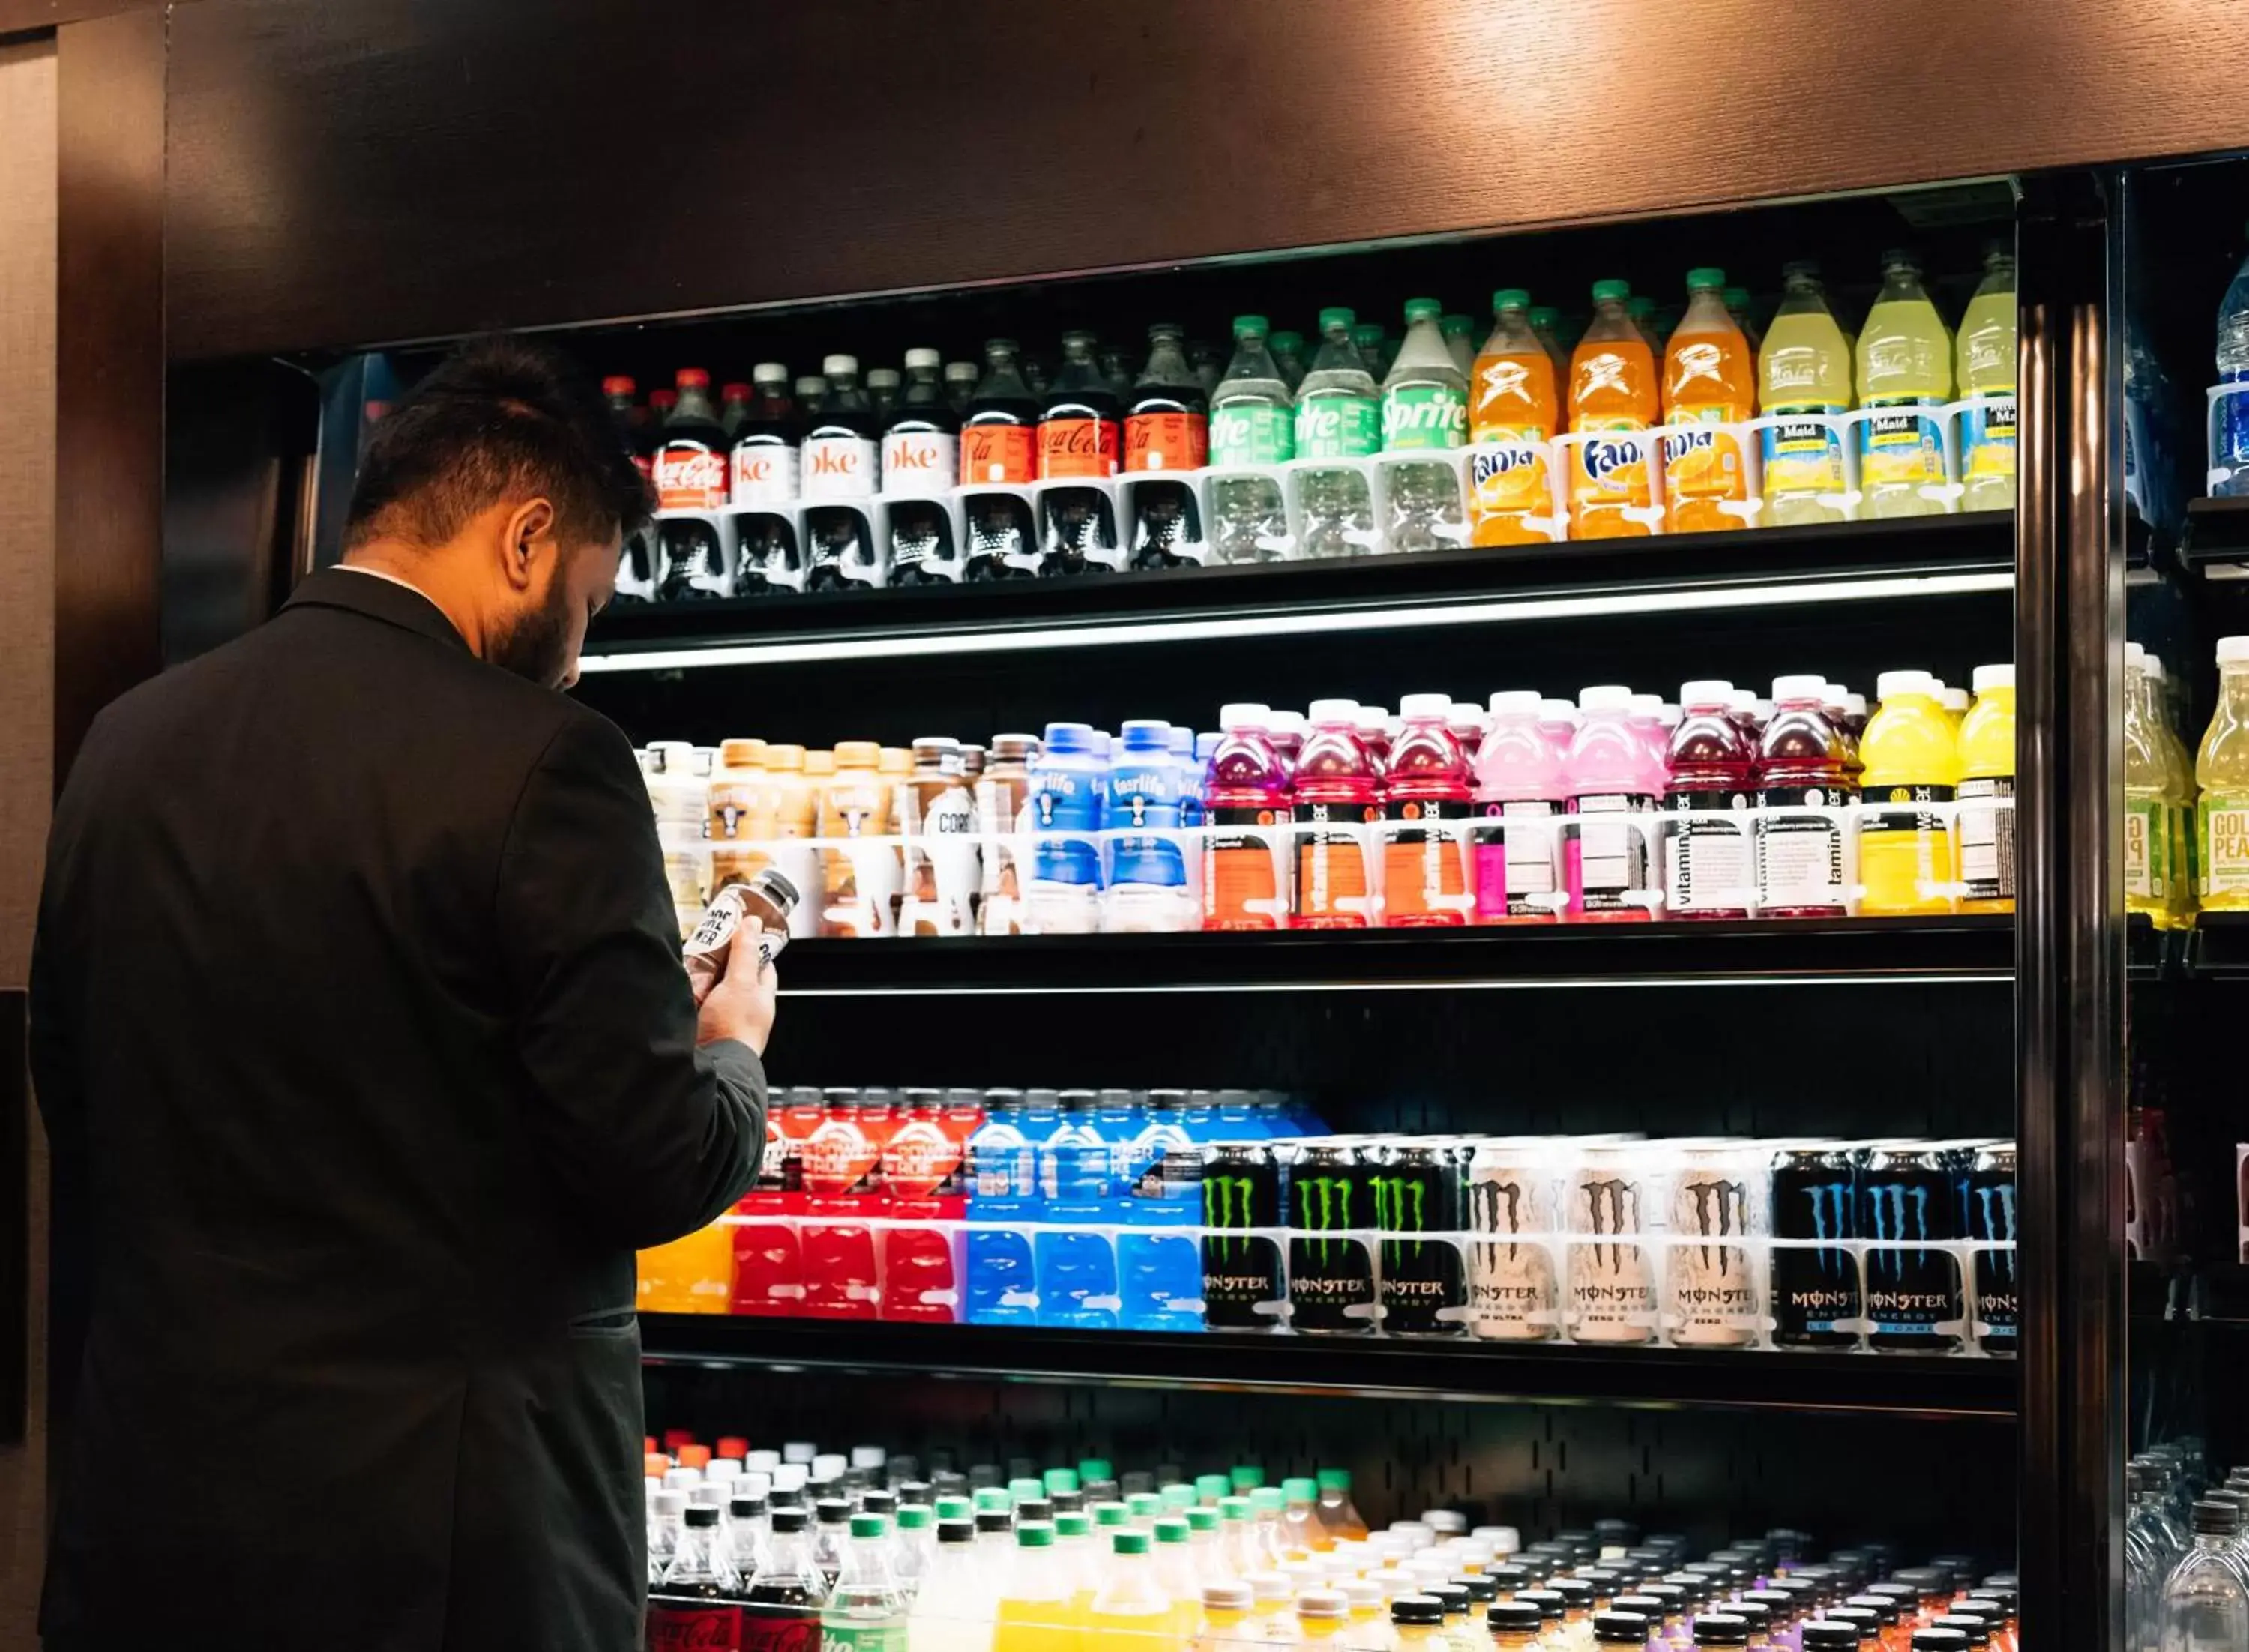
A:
1957;666;2016;914
1956;246;2018;513
1856;252;1954;519
2195;636;2249;911
1757;262;1855;527
2126;644;2188;927
1858;671;1961;914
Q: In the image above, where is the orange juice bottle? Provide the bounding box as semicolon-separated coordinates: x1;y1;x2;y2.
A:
1567;278;1659;540
1660;266;1756;534
1468;288;1559;546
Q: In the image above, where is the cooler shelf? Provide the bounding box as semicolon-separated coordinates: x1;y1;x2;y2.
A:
636;1315;2017;1419
771;914;2014;995
581;512;2014;670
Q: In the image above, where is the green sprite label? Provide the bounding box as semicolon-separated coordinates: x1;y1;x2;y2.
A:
822;1619;906;1652
1210;401;1294;466
2125;797;2170;902
2203;796;2249;897
1382;383;1468;451
1295;392;1379;461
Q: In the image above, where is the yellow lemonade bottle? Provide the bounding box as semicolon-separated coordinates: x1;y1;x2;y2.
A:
1339;1582;1391;1652
1087;1531;1172;1652
1056;1511;1104;1627
1757;262;1854;527
1154;1520;1202;1645
2148;651;2201;923
1956;665;2017;914
2195;636;2249;912
1858;671;1961;914
1248;1573;1302;1644
1956;246;2019;513
1196;1581;1259;1652
1856;252;1954;519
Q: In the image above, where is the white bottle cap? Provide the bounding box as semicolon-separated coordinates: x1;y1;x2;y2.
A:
1577;684;1632;714
1940;686;1970;713
743;1471;772;1497
664;1467;703;1489
1220;702;1272;730
653;1490;687;1517
852;1446;888;1469
1628;692;1664;717
1308;698;1362;725
903;347;942;371
813;1453;848;1480
2126;641;2146;666
1298;1588;1350;1620
1659;703;1682;728
690;1484;726;1507
773;1464;810;1491
1846;693;1868;718
2147;655;2169;681
1972;663;2014;693
1420;1510;1468;1536
747;1450;782;1473
1389;1520;1435;1549
1772;674;1828;702
706;1460;741;1484
783;1442;818;1464
1753;698;1774;720
1448;702;1484;725
1679;679;1733;707
1399;692;1453;718
1345;1580;1387;1610
752;361;788;385
1490;690;1544;714
1355;705;1391;731
1472;1524;1522;1555
822;354;858;378
2217;636;2249;666
1876;669;1939;699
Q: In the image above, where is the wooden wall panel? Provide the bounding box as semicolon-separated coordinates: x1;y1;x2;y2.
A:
166;0;2249;361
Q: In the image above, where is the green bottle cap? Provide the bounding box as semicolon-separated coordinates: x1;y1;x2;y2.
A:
1163;1483;1197;1511
1044;1468;1080;1495
1055;1511;1092;1537
1113;1530;1151;1555
1154;1516;1192;1543
1271;329;1305;355
1492;288;1531;313
1441;312;1475;337
1232;314;1269;340
975;1488;1011;1513
1230;1465;1266;1491
1403;296;1444;323
1529;306;1560;329
1252;1487;1286;1514
1095;1501;1132;1528
1723;286;1752;310
1016;1520;1056;1549
936;1496;972;1521
1077;1459;1114;1483
1187;1507;1221;1533
1283;1477;1319;1501
897;1505;933;1530
850;1513;889;1539
1319;1468;1352;1492
1687;266;1727;291
1129;1492;1164;1518
1591;279;1631;304
1351;323;1384;350
1318;306;1357;332
1009;1477;1045;1504
1218;1496;1253;1521
1196;1474;1232;1501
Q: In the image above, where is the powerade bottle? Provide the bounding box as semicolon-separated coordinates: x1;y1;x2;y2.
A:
1201;705;1289;931
1119;1088;1203;1333
963;339;1041;579
1102;720;1194;932
1037;1091;1119;1329
1180;1090;1219;1142
1126;324;1210;569
1295;306;1382;560
1208;315;1295;564
966;1090;1038;1325
1214;1088;1266;1139
1027;723;1107;934
1292;699;1379;930
1095;1088;1142;1205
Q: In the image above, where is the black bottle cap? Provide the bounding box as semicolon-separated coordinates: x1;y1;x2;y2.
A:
769;1508;809;1533
684;1505;720;1528
1595;1611;1655;1645
1491;1603;1544;1633
1391;1596;1445;1627
1802;1625;1861;1651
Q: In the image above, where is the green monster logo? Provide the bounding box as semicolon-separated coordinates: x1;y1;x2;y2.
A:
1371;1172;1430;1261
1204;1171;1261;1267
1293;1175;1355;1264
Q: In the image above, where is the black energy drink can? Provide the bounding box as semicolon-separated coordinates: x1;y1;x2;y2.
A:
1288;1139;1376;1333
1859;1144;1963;1352
1768;1145;1861;1348
1201;1142;1286;1329
1374;1139;1468;1336
1963;1141;2017;1354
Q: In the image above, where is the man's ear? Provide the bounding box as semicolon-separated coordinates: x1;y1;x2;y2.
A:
498;498;557;592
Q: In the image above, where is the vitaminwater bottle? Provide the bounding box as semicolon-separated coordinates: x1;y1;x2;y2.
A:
1382;693;1474;926
1956;247;2019;513
1857;252;1955;519
1292;699;1380;929
1757;262;1854;527
1295;307;1382;560
1660;268;1756;534
1382;298;1472;552
1474;691;1565;923
1754;675;1855;918
1126;323;1211;570
2126;644;2188;927
1662;680;1756;920
994;1522;1077;1652
1087;1531;1170;1652
1202;705;1289;930
2197;636;2249;911
1858;671;1961;914
1956;665;2017;914
1469;289;1560;546
1209;316;1297;564
1568;280;1661;540
1564;686;1661;920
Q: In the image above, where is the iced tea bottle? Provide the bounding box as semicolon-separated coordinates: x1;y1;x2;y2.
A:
1292;699;1379;929
1382;693;1473;926
2197;635;2249;911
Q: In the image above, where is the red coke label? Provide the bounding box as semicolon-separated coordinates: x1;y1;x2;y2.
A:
654;443;729;510
963;424;1037;484
647;1601;744;1652
1038;416;1121;479
881;429;959;492
741;1609;819;1652
1124;411;1208;473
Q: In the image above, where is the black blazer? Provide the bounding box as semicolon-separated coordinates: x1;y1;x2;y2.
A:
28;568;765;1652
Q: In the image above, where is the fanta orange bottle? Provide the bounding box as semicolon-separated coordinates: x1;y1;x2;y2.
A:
1567;279;1659;539
1469;288;1559;546
1660;267;1756;534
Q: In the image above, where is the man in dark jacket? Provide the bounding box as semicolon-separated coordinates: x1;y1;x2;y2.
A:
28;338;770;1651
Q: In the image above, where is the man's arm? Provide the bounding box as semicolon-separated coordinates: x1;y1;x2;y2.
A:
496;712;765;1250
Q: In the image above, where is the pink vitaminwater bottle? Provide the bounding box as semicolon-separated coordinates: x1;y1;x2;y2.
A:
1202;702;1291;931
1661;679;1756;920
1292;698;1380;929
1382;693;1473;926
1565;684;1662;921
1754;673;1853;918
1473;690;1566;924
1628;693;1670;773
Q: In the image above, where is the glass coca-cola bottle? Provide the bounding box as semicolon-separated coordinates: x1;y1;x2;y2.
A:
1124;323;1209;569
1037;329;1122;576
883;347;961;585
961;338;1039;581
653;369;734;602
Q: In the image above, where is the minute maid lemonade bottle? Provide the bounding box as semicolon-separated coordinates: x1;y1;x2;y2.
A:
1468;289;1559;546
2194;636;2249;913
1957;244;2020;513
1566;279;1659;539
1659;267;1756;534
1856;250;1955;519
1757;262;1855;526
1858;671;1960;914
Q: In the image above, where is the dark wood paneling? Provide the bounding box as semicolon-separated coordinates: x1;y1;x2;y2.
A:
166;0;2249;360
56;4;163;778
0;994;21;1446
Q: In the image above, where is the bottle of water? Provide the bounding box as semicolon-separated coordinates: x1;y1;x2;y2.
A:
1208;314;1295;563
2215;228;2249;497
2158;1500;2249;1652
1381;298;1471;552
1295;306;1381;559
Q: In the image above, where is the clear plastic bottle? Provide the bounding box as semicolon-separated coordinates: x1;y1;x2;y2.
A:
1757;262;1854;527
1089;1530;1173;1652
1296;306;1382;559
909;1518;989;1652
1317;1471;1371;1546
1956;246;2019;513
1856;251;1955;519
2157;1501;2249;1652
1382;298;1472;552
745;1506;832;1652
2197;636;2249;911
2214;223;2249;498
994;1522;1078;1652
1209;314;1298;563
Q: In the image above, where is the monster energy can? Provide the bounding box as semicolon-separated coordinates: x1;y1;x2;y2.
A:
1964;1141;2017;1355
1373;1139;1468;1336
1201;1141;1286;1329
1565;1144;1655;1343
1467;1142;1560;1342
1288;1139;1376;1333
1859;1143;1963;1353
1667;1145;1760;1347
1768;1144;1862;1348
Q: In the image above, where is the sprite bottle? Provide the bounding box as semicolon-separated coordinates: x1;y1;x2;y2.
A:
1381;298;1470;553
1207;314;1295;563
1294;306;1381;559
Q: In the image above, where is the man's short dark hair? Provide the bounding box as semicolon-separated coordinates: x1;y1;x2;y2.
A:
343;334;653;553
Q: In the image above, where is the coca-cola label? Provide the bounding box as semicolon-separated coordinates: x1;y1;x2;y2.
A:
654;441;729;510
1038;417;1120;479
801;435;876;500
732;438;799;506
881;429;958;492
963;423;1037;484
741;1606;819;1652
648;1600;743;1652
1124;411;1208;473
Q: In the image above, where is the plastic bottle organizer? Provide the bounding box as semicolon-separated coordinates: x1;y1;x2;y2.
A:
686;1214;2018;1357
639;394;2016;593
660;796;2014;938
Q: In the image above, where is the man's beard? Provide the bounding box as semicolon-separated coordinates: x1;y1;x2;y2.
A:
487;576;573;689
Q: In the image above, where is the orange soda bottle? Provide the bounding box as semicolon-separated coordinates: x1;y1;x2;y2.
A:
1660;266;1757;533
1567;278;1660;539
1468;288;1559;546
